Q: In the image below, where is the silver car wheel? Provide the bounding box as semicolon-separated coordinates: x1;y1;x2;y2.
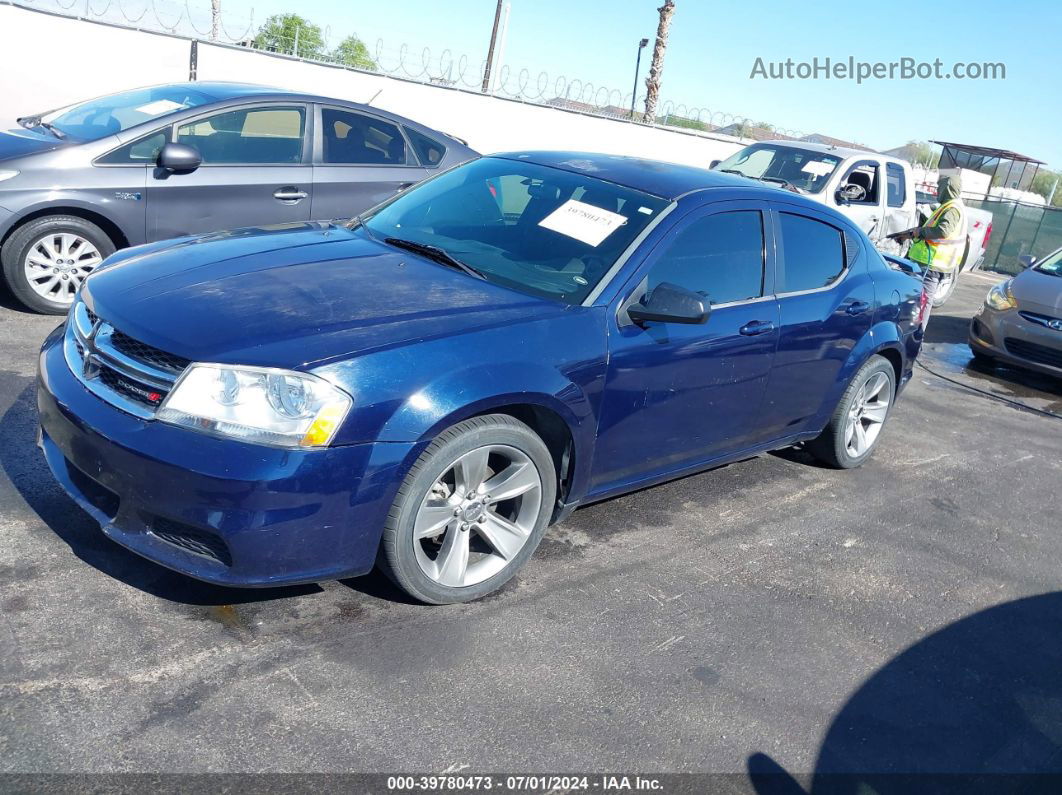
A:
844;371;891;458
413;444;543;588
23;232;102;303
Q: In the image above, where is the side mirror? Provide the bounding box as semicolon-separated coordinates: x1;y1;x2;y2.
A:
709;159;721;169
1018;254;1037;269
836;183;866;203
157;142;201;173
627;282;710;326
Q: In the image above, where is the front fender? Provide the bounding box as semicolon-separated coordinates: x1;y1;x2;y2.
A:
0;195;138;245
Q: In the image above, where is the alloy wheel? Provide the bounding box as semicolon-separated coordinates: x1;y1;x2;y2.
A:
413;444;543;588
844;371;892;458
23;232;102;304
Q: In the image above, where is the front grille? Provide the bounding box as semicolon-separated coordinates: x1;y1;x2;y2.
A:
109;330;191;374
86;308;99;325
1005;338;1062;369
65;461;120;519
150;517;232;566
99;366;166;408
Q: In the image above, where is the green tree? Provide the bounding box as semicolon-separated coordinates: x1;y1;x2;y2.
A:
1030;168;1062;207
332;34;376;70
254;13;325;60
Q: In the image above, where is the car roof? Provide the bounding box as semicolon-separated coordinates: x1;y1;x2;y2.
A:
491;151;755;200
188;82;301;101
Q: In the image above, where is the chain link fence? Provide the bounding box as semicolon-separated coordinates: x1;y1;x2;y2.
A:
8;0;811;138
968;198;1062;275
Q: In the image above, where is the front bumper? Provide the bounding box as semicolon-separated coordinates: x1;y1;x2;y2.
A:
37;324;418;587
969;305;1062;379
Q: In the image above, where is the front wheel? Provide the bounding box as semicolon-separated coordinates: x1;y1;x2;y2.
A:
806;356;896;469
378;414;557;604
1;215;115;314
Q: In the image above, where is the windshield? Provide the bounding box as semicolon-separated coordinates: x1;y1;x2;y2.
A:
33;86;215;141
361;157;670;304
714;144;842;193
1035;249;1062;277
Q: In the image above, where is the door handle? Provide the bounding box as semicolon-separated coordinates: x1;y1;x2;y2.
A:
739;320;776;336
273;187;308;202
845;301;871;316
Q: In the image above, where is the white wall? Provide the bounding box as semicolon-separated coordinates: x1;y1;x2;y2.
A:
0;4;745;168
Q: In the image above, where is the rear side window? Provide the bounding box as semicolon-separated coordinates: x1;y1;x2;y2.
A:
97;131;167;165
176;106;305;164
406;127;447;166
322;108;409;165
778;212;846;292
886;163;906;208
646;211;765;305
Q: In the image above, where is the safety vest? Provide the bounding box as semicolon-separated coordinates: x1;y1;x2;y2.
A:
907;199;967;273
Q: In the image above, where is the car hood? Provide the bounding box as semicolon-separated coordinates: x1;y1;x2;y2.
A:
1011;267;1062;316
83;222;563;369
0;127;70;162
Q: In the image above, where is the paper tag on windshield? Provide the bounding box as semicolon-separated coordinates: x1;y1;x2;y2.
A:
801;161;834;177
538;200;627;247
136;99;185;116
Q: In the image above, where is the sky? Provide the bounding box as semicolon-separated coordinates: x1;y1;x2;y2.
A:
240;0;1061;167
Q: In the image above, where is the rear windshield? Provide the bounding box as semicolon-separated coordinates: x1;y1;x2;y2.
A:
38;86;215;141
361;157;670;304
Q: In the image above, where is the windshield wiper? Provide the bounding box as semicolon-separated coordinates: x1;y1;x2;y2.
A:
384;237;486;280
17;116;64;139
720;169;748;177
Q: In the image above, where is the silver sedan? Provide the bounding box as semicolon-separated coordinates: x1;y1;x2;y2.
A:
969;247;1062;378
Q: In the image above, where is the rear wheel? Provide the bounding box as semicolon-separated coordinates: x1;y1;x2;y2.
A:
806;356;896;469
378;414;556;604
1;215;115;314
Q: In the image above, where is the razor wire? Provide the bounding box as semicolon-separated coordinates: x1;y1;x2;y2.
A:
8;0;818;142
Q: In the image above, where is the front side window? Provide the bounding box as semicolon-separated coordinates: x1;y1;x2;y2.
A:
361;157;670;304
778;212;846;292
176;106;305;164
839;161;880;205
37;86;214;141
645;211;765;305
886;163;906;208
322;108;408;165
96;131;168;165
715;144;842;194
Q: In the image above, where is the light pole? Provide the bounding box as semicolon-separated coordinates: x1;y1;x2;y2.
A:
630;38;649;120
481;0;505;93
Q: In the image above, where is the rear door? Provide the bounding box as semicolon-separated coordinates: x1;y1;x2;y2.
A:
146;103;313;241
757;207;876;439
310;105;428;221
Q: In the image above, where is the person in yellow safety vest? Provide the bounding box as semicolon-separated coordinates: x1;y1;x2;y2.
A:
892;174;967;328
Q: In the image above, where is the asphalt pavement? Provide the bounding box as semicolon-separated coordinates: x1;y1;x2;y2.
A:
1;271;1060;790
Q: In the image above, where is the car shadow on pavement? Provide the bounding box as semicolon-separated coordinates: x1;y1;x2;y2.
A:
746;591;1062;794
923;313;972;346
0;381;322;606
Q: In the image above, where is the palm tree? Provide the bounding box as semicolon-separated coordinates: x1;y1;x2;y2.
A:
643;0;676;123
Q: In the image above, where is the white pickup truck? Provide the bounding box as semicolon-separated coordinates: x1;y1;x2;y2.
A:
711;141;993;305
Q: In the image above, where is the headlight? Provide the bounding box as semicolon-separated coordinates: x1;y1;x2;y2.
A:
985;279;1017;311
0;170;18;183
157;364;352;448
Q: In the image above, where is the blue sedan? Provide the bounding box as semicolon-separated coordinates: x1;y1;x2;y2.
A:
37;152;925;603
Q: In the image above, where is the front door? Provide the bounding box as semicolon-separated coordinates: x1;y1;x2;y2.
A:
834;159;886;244
311;105;428;222
147;104;313;241
590;202;780;494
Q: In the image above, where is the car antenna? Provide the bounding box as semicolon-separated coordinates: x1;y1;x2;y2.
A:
366;89;383;106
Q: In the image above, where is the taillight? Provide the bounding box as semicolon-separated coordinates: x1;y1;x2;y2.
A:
917;281;929;324
982;222;993;250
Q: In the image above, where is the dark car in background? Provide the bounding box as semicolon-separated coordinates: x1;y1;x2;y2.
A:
0;82;477;313
38;153;924;604
969;247;1062;378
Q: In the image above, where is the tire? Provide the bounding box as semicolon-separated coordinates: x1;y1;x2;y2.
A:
378;414;557;604
806;356;896;469
970;348;995;367
931;270;958;308
1;215;115;314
